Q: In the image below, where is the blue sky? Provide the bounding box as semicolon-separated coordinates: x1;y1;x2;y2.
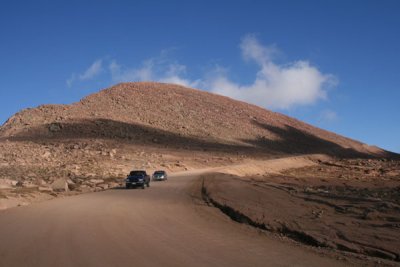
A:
0;0;399;153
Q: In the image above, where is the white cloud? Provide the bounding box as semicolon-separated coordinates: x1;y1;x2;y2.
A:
66;74;76;87
159;75;195;87
79;59;103;80
319;109;338;122
66;59;103;87
109;59;154;82
209;35;337;109
67;35;336;111
159;63;201;87
240;34;279;64
109;58;200;88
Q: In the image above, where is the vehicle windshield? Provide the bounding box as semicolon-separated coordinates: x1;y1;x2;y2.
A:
154;171;165;175
130;171;146;176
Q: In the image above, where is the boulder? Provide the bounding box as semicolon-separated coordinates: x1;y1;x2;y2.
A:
38;186;53;192
50;178;69;192
42;151;51;159
0;184;13;189
89;179;104;185
22;181;38;189
48;123;62;132
108;182;119;188
38;179;48;186
27;172;37;178
0;178;18;187
97;183;109;190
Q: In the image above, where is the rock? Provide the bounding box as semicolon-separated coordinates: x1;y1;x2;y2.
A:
98;183;109;190
49;123;62;132
22;182;38;189
89;179;104;185
0;184;13;189
27;172;37;178
67;181;77;190
38;186;53;192
42;151;51;159
39;179;48;186
108;182;119;188
50;178;69;192
364;247;397;261
0;178;18;187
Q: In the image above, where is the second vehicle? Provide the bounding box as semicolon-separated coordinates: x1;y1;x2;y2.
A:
152;170;168;181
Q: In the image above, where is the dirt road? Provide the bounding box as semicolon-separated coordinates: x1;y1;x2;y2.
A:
0;172;349;267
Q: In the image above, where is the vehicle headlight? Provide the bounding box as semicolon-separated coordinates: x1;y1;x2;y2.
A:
138;178;144;181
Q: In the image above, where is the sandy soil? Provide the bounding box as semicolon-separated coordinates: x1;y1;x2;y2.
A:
202;157;400;263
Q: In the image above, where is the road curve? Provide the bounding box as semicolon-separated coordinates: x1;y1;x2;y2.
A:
0;173;346;267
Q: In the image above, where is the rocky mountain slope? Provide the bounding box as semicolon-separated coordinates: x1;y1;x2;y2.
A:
0;82;395;209
0;82;389;157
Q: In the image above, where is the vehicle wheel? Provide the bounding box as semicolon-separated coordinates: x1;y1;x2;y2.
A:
126;185;130;189
141;184;145;189
147;182;150;187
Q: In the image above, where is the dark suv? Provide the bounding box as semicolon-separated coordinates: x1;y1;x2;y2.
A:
125;170;150;189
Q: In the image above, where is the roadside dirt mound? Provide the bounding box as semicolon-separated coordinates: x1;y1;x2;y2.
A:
214;155;325;177
202;158;400;262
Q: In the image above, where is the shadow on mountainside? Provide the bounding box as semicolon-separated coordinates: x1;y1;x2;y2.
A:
1;118;380;158
245;121;375;158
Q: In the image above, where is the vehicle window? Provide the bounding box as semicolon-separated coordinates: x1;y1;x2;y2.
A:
130;171;146;175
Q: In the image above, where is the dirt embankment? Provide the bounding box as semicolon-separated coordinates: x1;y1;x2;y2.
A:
202;157;400;262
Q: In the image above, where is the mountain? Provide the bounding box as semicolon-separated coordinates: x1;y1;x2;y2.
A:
1;82;399;261
0;82;395;209
0;82;389;158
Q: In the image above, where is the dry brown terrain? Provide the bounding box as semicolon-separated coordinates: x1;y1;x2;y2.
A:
203;157;400;262
0;82;399;265
1;171;377;267
0;82;393;208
